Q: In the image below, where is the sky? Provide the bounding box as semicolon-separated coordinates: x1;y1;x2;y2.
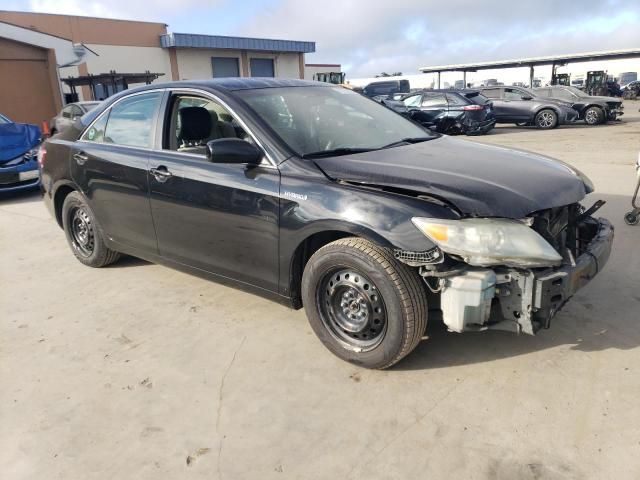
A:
4;0;640;82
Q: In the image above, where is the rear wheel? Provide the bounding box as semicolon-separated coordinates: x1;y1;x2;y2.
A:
535;109;558;129
62;191;120;267
301;237;427;369
584;106;604;125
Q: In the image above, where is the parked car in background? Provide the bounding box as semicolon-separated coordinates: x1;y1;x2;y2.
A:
622;81;640;100
534;85;624;125
362;79;410;98
478;86;578;129
397;89;495;135
40;79;613;368
0;113;42;193
50;101;101;135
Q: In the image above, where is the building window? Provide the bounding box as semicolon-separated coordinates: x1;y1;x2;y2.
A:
211;57;240;78
250;58;275;77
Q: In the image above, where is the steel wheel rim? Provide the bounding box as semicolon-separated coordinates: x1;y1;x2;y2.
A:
538;111;554;127
70;207;94;257
317;268;387;351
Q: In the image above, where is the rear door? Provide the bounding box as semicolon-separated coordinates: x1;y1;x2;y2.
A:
70;91;163;254
417;93;448;125
147;90;281;292
481;88;507;120
500;88;532;121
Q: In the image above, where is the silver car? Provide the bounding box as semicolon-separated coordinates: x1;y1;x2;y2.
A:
50;101;101;135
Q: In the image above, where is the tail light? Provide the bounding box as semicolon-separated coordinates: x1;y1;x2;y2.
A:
462;105;483;111
37;145;47;168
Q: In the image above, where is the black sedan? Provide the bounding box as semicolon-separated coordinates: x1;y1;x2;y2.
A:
478;86;578;129
395;89;495;135
40;79;613;369
534;86;624;125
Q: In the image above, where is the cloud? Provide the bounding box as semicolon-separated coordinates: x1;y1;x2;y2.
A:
28;0;222;23
22;0;640;79
240;0;640;78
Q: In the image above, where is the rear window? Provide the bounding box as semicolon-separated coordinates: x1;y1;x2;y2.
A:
464;92;490;105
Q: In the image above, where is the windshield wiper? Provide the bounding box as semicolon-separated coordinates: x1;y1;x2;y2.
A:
380;136;435;149
301;147;375;159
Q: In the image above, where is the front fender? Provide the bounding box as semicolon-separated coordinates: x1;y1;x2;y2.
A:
278;159;459;296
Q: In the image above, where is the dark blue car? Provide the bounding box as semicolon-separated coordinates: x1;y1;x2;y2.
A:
0;113;42;193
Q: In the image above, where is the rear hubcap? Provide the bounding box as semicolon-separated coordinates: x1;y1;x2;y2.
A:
70;207;94;257
317;268;387;350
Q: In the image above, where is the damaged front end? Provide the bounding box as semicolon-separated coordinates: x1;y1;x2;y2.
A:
396;202;614;335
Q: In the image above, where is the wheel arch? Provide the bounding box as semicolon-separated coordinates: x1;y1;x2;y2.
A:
53;182;78;228
286;224;394;309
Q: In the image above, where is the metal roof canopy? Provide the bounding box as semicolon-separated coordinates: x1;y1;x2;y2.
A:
418;48;640;88
62;71;164;100
161;32;315;53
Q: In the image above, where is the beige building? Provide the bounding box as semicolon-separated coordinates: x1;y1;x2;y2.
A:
0;11;315;125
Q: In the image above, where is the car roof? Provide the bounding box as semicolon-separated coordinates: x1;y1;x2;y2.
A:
431;88;481;94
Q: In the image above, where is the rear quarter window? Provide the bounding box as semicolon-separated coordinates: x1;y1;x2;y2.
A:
467;93;490;105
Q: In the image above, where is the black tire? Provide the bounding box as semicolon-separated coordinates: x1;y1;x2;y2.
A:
624;212;639;226
62;191;120;267
301;237;427;369
534;109;558;129
584;106;604;125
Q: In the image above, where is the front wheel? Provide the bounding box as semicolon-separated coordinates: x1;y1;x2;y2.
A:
535;109;558;129
301;238;427;369
584;106;604;125
62;191;121;267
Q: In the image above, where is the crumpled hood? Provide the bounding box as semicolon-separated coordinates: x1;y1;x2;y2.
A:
587;95;622;105
0;122;41;163
313;136;590;218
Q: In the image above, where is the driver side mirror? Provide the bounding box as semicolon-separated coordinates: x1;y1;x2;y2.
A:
206;138;263;165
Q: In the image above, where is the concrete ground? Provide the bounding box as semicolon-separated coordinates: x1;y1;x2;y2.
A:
1;101;639;480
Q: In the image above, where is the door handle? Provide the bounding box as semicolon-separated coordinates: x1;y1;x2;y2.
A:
150;166;173;183
73;152;89;165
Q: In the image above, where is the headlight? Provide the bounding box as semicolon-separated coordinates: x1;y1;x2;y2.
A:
24;148;39;160
411;217;562;268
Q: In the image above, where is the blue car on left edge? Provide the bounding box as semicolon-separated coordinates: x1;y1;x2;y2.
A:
0;113;42;193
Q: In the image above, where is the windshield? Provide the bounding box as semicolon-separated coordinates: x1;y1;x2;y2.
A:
236;86;432;157
0;114;10;124
565;86;589;97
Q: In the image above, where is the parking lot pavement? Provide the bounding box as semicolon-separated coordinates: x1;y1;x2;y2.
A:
1;102;640;480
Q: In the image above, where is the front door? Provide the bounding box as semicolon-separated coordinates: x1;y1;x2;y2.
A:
148;92;281;292
70;91;163;254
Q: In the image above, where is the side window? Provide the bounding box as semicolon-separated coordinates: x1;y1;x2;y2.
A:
421;94;447;107
164;94;248;155
482;88;501;99
402;94;422;107
446;93;467;106
504;89;524;100
103;92;162;148
81;112;109;143
553;89;573;100
61;106;73;118
70;105;83;117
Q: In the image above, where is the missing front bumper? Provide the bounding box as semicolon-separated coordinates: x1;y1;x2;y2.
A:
435;218;614;334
